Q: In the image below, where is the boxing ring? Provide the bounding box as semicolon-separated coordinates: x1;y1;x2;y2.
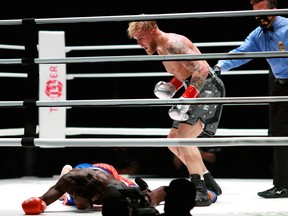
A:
0;9;288;216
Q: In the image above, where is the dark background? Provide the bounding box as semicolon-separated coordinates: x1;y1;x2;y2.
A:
0;0;287;179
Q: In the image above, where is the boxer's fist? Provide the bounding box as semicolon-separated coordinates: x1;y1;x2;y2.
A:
22;197;47;215
154;81;177;99
168;85;199;121
154;77;183;99
168;104;190;121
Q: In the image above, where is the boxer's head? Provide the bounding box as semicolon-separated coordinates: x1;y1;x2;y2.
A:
127;16;159;55
72;173;104;209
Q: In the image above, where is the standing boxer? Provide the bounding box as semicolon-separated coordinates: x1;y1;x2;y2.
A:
127;19;225;206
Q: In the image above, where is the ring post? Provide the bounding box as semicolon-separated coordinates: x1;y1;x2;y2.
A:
38;31;66;138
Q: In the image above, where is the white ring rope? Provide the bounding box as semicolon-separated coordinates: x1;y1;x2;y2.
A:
65;127;268;137
0;9;287;25
66;70;268;79
36;96;288;107
0;70;268;79
34;51;288;63
0;127;267;137
0;96;287;108
0;44;24;50
0;72;27;78
0;41;243;51
0;51;287;65
64;41;244;51
0;137;287;147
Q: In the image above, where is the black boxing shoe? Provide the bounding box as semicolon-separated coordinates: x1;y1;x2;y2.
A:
258;186;288;198
190;174;212;207
203;172;222;196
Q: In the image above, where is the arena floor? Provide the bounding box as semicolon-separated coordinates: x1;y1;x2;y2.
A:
1;177;288;216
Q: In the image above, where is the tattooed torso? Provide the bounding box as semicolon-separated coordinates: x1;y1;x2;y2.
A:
157;33;210;90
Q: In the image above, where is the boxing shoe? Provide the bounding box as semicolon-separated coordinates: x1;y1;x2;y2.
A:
203;172;222;196
190;174;212;207
258;186;288;198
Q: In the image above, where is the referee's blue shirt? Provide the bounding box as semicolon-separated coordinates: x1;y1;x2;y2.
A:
217;16;288;79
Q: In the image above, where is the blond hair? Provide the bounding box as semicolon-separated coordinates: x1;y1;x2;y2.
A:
127;20;158;39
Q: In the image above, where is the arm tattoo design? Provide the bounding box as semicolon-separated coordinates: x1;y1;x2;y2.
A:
167;40;206;90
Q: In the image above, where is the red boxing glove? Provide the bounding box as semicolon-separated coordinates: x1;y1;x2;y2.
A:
22;197;47;215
